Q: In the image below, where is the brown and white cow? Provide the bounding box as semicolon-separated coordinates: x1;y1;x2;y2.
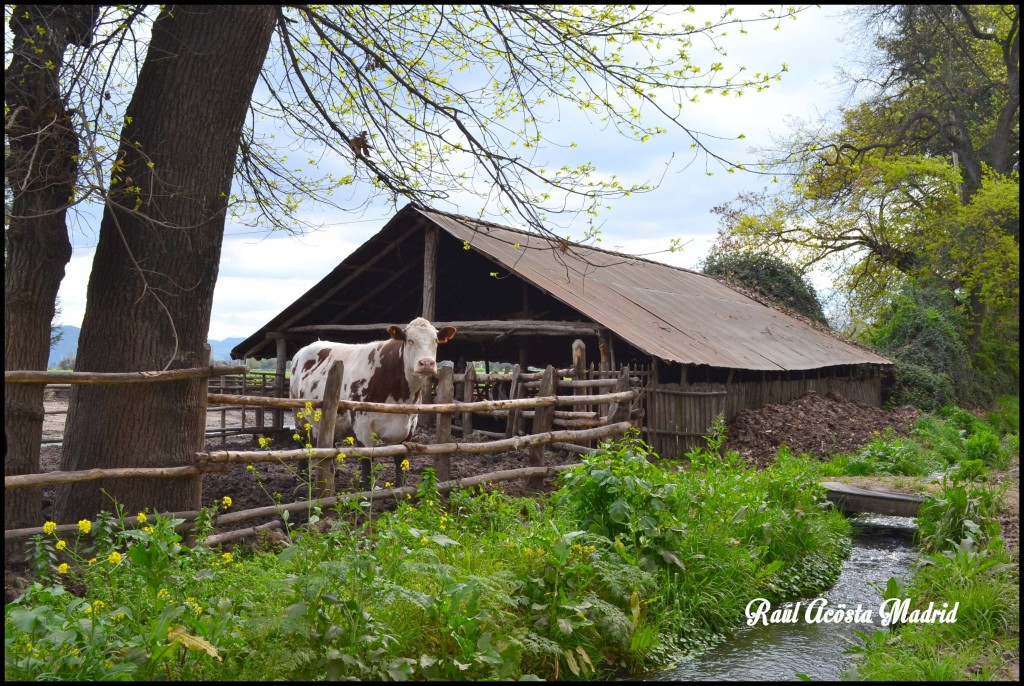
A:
289;317;457;486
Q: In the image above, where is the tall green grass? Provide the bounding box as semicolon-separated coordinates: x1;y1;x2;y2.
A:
838;397;1019;681
5;429;851;681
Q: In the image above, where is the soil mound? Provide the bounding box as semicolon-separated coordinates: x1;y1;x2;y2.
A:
726;391;922;469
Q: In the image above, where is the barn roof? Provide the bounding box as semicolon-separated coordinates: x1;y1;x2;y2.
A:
231;204;891;370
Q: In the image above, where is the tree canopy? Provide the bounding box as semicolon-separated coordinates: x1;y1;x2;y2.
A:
710;4;1018;406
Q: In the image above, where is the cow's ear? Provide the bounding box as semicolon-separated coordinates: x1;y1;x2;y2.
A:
387;325;406;340
437;326;457;343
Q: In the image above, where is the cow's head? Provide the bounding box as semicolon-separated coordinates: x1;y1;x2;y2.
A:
387;317;457;377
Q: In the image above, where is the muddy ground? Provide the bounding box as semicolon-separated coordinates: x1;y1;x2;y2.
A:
7;391;1017;603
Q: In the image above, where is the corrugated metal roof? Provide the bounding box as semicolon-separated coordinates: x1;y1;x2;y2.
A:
415;206;891;370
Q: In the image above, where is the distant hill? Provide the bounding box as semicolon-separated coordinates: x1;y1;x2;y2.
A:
48;326;247;368
48;326;80;368
209;337;246;364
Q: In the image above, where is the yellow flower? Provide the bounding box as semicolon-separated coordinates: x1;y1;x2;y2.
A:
136;512;147;524
77;519;92;534
157;588;170;599
55;539;67;551
87;558;97;566
384;481;393;489
42;521;57;535
221;496;232;509
400;459;410;471
292;433;301;442
221;552;233;563
257;437;271;449
108;551;122;565
304;400;313;414
246;464;256;472
303;422;312;432
57;563;70;574
143;526;155;535
313;409;322;422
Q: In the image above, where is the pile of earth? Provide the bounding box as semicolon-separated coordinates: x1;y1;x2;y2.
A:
725;390;923;469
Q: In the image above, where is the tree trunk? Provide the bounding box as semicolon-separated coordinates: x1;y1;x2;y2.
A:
54;5;276;523
5;6;98;558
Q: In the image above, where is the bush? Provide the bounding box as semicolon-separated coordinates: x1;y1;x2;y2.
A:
888;359;956;411
868;288;983;409
702;251;829;326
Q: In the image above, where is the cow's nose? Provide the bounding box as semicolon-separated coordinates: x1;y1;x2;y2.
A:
417;358;437;374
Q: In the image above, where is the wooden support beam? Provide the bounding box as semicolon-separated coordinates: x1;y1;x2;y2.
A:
423;225;439;321
528;366;557;488
461;365;476;436
314;360;343;500
433;366;454;483
505;364;523;438
276;320;604;338
274;336;288;432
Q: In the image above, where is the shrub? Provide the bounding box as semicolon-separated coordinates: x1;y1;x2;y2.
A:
702;251;829;326
867;287;985;409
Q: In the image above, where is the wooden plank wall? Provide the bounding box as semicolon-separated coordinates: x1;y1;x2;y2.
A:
643;371;882;460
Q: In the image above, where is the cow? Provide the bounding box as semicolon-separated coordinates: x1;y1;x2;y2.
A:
289;317;457;487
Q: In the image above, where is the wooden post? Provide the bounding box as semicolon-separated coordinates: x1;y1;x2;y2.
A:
185;344;212;547
461;365;476;436
194;344;211;507
313;360;344;500
647;357;659;453
422;225;438;321
572;339;592;449
433;365;454;483
604;367;632;425
420;376;436;431
274;336;288;434
528;365;557;488
504;364;523;438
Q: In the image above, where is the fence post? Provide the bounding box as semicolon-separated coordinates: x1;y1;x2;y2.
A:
313;360;344;500
528;365;556;489
605;367;632;425
461;365;476;436
572;339;592;449
273;337;288;434
433;365;454;483
186;344;212;547
504;364;523;438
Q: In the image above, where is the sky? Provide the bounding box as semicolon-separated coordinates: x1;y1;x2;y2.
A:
53;5;862;342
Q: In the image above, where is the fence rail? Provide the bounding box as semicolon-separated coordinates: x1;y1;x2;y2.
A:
7;359;640;543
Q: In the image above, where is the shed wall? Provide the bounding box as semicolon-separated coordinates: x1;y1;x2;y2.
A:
643;368;882;459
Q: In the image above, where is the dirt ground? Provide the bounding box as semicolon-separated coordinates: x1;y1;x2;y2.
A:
7;391;1018;603
725;390;924;469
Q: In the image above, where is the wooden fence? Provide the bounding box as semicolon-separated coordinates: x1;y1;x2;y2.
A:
5;362;640;544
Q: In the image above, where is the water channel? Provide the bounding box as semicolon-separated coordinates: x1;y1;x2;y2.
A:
646;514;918;681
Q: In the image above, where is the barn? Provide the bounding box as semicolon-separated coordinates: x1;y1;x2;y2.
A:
231;203;891;457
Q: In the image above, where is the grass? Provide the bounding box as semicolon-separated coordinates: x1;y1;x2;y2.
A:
5;428;851;681
802;396;1019;682
8;398;1017;681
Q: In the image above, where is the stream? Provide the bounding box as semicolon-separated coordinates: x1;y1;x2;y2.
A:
646;514;918;681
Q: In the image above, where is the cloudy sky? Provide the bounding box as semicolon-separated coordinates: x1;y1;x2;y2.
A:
55;5;862;341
